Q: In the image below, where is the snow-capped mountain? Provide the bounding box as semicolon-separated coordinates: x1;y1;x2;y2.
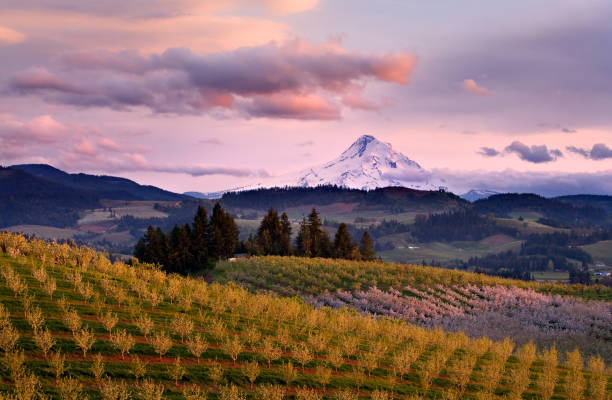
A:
190;135;446;197
460;189;500;202
288;135;440;190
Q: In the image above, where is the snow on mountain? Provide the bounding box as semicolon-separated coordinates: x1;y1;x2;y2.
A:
193;135;447;196
289;135;440;190
460;189;500;202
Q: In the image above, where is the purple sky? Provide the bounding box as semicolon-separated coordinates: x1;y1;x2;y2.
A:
1;0;612;195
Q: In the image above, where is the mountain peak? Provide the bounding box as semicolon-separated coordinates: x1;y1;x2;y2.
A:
203;134;444;194
342;134;385;159
292;134;438;190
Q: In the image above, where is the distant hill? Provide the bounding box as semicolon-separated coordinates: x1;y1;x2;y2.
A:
183;191;222;199
11;164;184;201
0;167;99;227
221;185;468;212
473;193;609;227
0;164;186;228
461;189;500;202
556;194;612;215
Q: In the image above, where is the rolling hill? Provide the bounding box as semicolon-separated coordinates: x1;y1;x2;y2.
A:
0;165;186;228
0;232;609;399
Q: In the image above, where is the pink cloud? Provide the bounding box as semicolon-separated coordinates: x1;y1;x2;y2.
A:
73;139;98;157
11;67;77;93
0;113;268;178
10;39;417;119
257;0;318;15
57;149;268;178
371;53;417;84
341;89;379;110
0;114;71;144
98;138;122;152
0;26;24;45
462;79;493;96
247;93;340;120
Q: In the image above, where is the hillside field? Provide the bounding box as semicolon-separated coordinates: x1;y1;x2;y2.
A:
0;233;610;399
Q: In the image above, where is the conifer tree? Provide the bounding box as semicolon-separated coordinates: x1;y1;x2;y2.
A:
334;223;354;259
308;208;324;257
135;226;166;265
359;231;376;261
307;208;332;257
209;203;239;260
191;206;209;268
280;212;292;256
257;207;283;255
295;218;312;257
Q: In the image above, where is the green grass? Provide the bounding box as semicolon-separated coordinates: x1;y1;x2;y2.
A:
0;231;611;399
531;271;570;282
4;225;81;241
216;256;612;301
582;240;612;266
495;218;568;234
378;236;522;264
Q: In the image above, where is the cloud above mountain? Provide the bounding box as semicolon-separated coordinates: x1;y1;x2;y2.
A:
477;147;500;157
505;141;562;163
435;168;612;197
0;113;268;178
462;79;492;96
477;141;563;163
8;40;416;120
566;143;612;160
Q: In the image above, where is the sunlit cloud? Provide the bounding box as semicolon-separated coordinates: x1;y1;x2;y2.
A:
0;26;24;45
462;79;492;96
9;40;417;120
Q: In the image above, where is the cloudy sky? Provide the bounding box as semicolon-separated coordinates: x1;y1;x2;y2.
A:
1;0;612;195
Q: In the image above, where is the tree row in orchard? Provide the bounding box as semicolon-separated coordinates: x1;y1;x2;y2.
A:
134;203;238;274
135;205;376;274
245;208;376;261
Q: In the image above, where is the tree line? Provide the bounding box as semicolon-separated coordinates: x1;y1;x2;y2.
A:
134;203;239;274
134;205;376;274
245;208;376;261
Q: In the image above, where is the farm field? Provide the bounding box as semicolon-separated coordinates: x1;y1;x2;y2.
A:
217;257;612;362
78;202;169;226
582;240;612;267
4;226;81;241
378;236;522;264
494;218;567;235
531;271;570;282
0;233;610;399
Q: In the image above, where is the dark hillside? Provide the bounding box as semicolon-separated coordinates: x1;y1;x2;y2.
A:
0;167;100;227
11;164;185;201
221;185;468;212
556;194;612;214
473;193;608;226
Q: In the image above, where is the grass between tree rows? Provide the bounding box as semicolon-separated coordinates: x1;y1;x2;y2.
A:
0;233;609;400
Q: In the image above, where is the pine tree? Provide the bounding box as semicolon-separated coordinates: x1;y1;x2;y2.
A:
306;208;331;257
257;207;283;255
334;223;354;259
295;218;312;257
136;226;166;264
308;208;323;257
191;206;209;268
359;231;376;261
280;212;292;256
245;233;259;255
209;203;239;260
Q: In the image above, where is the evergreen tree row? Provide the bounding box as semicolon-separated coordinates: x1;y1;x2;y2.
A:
134;203;239;274
246;207;376;261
